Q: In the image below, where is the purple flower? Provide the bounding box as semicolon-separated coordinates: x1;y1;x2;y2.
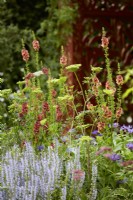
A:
113;123;119;128
109;123;119;128
126;143;133;150
92;130;102;137
110;153;121;161
120;125;133;134
37;145;44;151
92;130;99;135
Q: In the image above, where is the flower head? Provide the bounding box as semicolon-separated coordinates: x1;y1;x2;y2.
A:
126;143;133;151
25;73;34;80
66;64;81;72
116;107;123;118
101;36;109;48
113;123;119;128
97;122;105;132
96;146;112;155
110;153;121;161
42;67;49;75
104;153;121;161
121;160;133;167
60;55;67;65
52;90;57;98
34;121;41;134
21;49;30;62
32;40;40;51
37;145;44;151
37;113;44;121
102;106;112;118
93;76;101;87
56;105;63;121
105;81;111;90
105;81;116;96
92;130;102;137
86;103;94;110
42;102;49;112
120;125;133;134
19;102;28;118
116;75;124;85
72;169;85;181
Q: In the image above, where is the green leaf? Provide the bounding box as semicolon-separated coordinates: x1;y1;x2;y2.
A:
58;95;73;102
122;87;133;99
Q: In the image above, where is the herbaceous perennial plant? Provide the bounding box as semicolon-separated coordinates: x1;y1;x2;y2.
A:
1;29;133;199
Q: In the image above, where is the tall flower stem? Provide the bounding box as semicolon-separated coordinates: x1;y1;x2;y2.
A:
74;72;86;106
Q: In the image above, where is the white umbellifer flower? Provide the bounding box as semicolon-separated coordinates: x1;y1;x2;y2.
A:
33;70;43;77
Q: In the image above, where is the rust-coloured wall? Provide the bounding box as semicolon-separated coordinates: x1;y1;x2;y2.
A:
65;0;133;122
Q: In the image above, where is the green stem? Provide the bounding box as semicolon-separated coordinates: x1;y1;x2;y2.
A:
74;72;86;106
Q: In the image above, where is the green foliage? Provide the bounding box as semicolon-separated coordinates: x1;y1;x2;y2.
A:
0;0;78;92
122;66;133;101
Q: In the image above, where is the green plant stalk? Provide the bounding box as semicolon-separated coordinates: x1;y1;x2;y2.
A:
87;141;91;177
74;72;86;105
35;51;40;87
104;47;116;121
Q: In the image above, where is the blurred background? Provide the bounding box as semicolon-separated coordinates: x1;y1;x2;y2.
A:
0;0;133;126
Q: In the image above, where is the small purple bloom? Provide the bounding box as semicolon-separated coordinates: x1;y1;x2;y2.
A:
127;128;133;134
110;154;121;161
92;130;102;137
126;143;133;150
120;125;133;134
92;130;99;135
113;123;119;128
37;145;44;151
109;123;119;128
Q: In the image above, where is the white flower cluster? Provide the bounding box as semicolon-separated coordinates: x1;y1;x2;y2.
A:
1;143;62;200
1;143;84;200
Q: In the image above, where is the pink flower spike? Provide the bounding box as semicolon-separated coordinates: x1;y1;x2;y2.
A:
60;55;67;65
101;36;109;48
116;75;124;85
72;169;85;181
42;67;49;75
32;40;40;51
21;49;30;62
